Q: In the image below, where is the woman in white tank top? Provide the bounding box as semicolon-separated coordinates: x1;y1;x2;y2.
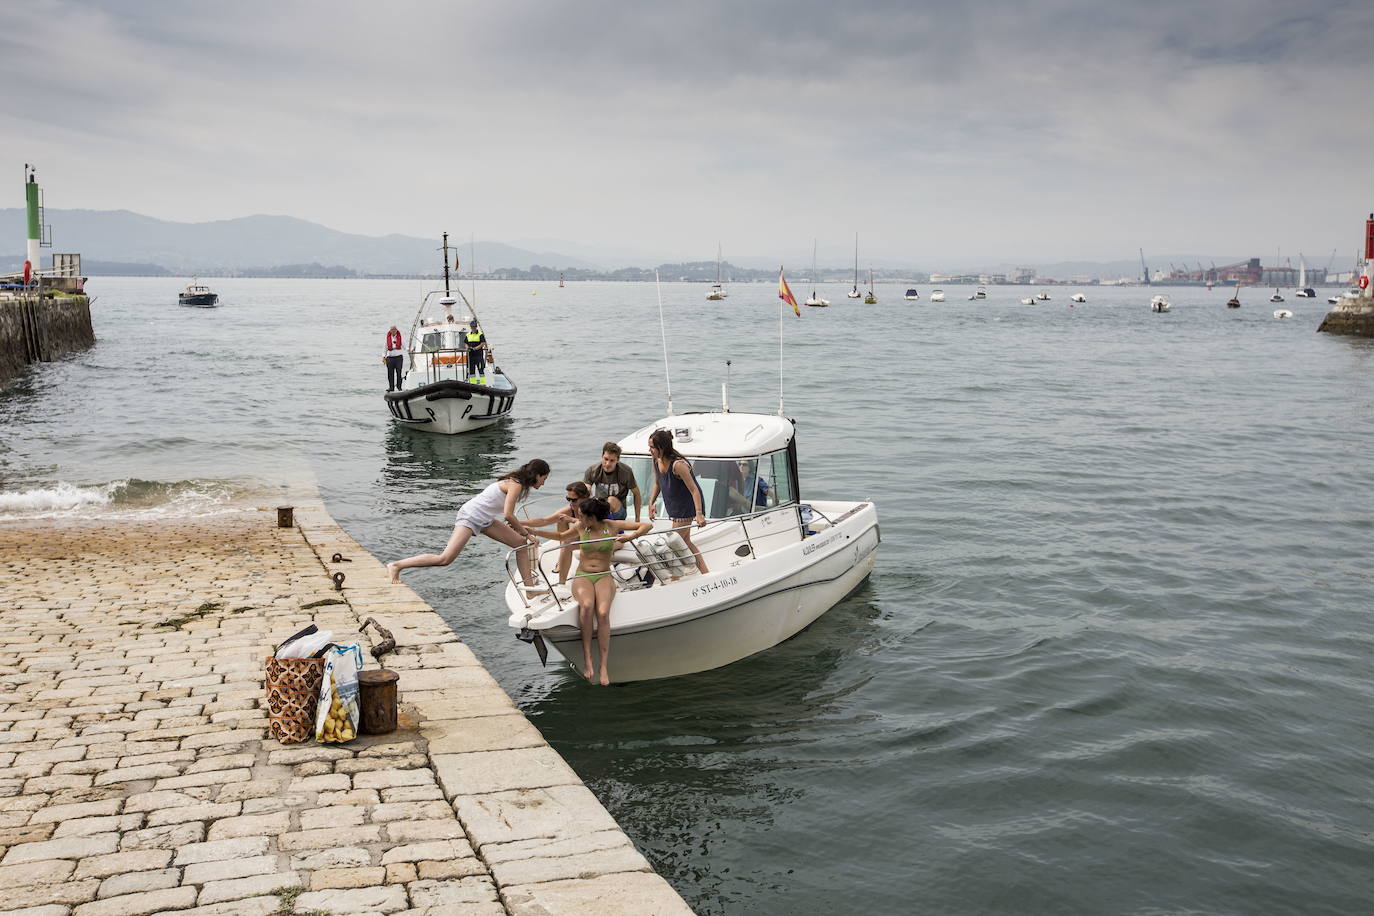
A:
388;458;553;587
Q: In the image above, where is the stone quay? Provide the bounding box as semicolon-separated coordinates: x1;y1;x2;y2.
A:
0;502;693;915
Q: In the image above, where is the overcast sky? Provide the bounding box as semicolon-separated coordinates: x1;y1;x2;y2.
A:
4;0;1372;267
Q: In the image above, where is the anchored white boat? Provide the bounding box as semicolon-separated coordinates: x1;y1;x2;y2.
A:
505;410;880;683
1270;288;1284;303
384;234;516;435
1036;290;1051;301
930;289;945;302
1274;309;1294;319
707;243;728;301
974;287;987;300
1020;296;1035;305
1151;294;1171;312
1070;293;1087;303
1295;256;1314;298
804;239;830;307
847;234;862;298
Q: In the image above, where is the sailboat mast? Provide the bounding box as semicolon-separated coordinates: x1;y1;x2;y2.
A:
716;243;722;285
853;234;859;289
441;232;452;296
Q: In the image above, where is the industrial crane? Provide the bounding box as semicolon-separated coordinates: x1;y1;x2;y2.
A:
1140;248;1150;286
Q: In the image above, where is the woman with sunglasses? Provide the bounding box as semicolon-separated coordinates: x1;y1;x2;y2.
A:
526;496;651;684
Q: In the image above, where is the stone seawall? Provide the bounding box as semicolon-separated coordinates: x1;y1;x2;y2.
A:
0;294;95;385
1317;295;1374;336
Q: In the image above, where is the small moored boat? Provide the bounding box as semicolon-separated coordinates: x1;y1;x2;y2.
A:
1070;293;1087;303
505;409;880;683
904;289;919;301
1151;294;1171;312
930;289;945;302
1036;290;1051;301
1270;288;1284;303
178;279;218;308
1273;309;1293;319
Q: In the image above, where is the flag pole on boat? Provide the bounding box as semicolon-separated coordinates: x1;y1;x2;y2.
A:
440;232;452;297
655;269;674;417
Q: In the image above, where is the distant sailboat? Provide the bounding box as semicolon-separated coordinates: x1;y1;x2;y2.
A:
864;268;877;304
707;244;728;300
848;234;861;298
1294;256;1314;298
805;240;830;307
559;273;565;288
1226;283;1241;308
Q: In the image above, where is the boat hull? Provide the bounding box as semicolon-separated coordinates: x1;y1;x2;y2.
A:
511;502;880;683
178;294;218;307
385;376;516;435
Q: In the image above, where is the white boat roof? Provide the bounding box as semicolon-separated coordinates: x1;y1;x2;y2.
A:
618;411;794;458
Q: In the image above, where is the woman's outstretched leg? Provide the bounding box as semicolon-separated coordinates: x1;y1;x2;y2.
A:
388;524;475;583
594;577;616;686
570;578;595;681
483;520;538;586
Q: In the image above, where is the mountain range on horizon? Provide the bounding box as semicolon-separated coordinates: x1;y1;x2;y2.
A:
1;207;1267;280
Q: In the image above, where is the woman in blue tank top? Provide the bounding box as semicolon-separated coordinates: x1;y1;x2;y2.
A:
647;429;710;575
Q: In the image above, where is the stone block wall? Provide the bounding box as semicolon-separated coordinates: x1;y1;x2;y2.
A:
1318;297;1374;337
0;294;94;385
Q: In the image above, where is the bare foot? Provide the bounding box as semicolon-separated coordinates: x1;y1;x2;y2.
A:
386;562;402;584
581;665;594;682
599;669;610;687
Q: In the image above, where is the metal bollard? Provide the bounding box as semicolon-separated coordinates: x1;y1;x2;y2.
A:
277;506;294;528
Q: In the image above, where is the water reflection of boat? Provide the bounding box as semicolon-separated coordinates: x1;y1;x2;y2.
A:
381;421;517;494
505;409;880;683
385;234;517;435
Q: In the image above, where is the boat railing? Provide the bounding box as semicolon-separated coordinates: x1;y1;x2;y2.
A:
411;346;494;383
503;502;812;617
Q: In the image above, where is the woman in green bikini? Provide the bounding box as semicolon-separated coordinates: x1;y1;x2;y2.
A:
526;497;650;685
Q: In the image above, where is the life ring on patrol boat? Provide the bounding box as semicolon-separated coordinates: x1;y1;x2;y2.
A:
434;353;462;366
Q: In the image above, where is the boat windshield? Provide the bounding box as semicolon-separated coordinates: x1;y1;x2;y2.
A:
622;449;796;519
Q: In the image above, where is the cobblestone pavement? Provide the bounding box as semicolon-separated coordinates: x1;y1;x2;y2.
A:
0;503;692;916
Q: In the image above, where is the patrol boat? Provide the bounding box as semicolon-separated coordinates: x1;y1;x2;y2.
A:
384;234;517;435
504;407;881;683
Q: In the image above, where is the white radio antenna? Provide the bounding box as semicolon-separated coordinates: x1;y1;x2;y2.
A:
778;265;786;416
655;270;674;416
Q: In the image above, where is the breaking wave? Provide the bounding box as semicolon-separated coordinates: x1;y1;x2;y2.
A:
0;478;255;521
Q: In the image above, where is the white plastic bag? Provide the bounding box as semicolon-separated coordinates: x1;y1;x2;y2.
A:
276;626;334;659
314;644;363;743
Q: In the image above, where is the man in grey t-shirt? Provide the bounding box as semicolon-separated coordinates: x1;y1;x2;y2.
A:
584;441;641;522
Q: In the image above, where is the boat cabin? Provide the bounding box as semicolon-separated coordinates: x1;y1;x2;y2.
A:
407;296;502;385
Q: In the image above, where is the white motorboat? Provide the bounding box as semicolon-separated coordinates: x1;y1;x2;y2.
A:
930;289;946;302
904;289;920;301
974;287;987;300
706;243;728;300
1020;297;1035;305
1270;289;1284;303
1151;294;1171;312
384;234;516;435
505;409;880;683
1273;309;1293;319
1036;290;1051;301
1070;293;1087;303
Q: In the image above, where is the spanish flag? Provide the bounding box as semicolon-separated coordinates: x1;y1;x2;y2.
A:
778;267;800;316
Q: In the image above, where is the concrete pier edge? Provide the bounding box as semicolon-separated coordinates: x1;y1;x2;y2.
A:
0;501;693;916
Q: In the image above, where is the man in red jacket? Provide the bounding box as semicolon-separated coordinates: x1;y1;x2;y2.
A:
383;325;404;391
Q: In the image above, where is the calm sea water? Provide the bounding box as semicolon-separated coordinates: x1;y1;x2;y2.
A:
3;278;1372;914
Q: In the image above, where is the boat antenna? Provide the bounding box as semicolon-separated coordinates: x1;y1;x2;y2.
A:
655;270;673;416
440;232;451;296
722;359;732;413
470;234;477;309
